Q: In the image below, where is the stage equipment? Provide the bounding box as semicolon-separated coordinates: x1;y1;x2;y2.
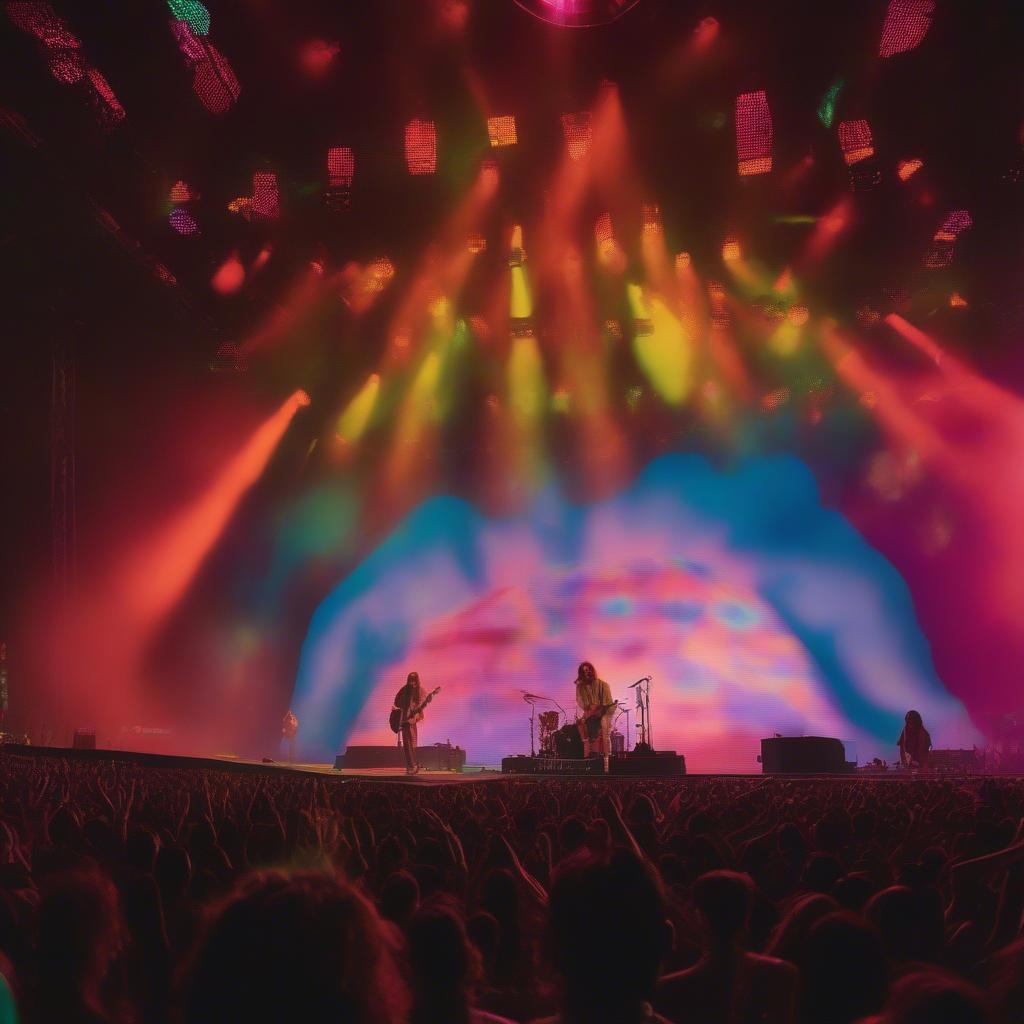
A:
610;730;625;755
759;736;853;774
513;0;643;28
335;743;465;771
501;750;684;777
928;749;977;773
609;751;685;777
629;676;653;751
520;690;568;757
72;729;96;750
501;755;599;775
554;723;584;759
538;710;560;753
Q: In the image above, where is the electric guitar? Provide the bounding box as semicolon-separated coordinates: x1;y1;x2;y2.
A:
577;700;621;741
389;686;441;734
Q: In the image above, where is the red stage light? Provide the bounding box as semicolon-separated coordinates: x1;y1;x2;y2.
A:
192;45;241;114
514;0;643;27
879;0;934;58
761;387;791;413
212;252;245;294
722;237;741;262
735;90;773;176
48;50;83;83
252;172;279;219
897;158;923;181
169;180;196;203
595;213;614;254
252;245;273;271
85;67;126;129
487;115;517;148
327;147;354;188
299;39;340;76
838;120;874;165
675;252;692;273
467;234;487;255
641;204;662;236
561;112;593;161
405;119;437;175
365;257;395;291
171;19;206;60
694;16;719;49
6;1;79;48
934;209;972;240
924;209;972;269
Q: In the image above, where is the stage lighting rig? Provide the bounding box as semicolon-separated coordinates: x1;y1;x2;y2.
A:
513;0;644;28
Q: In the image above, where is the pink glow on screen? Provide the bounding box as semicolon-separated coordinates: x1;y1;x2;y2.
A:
735;90;773;176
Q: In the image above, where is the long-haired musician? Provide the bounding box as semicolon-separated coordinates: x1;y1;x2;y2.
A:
575;661;613;767
393;671;424;775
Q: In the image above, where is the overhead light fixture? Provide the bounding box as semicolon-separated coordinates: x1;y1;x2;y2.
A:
513;0;643;28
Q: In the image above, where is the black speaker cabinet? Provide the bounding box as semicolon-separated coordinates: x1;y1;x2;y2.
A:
760;736;851;774
72;729;96;750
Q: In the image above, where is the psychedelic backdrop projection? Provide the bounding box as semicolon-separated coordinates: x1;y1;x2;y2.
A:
293;454;975;770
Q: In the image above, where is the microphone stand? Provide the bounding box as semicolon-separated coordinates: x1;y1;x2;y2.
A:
631;677;653;752
525;697;536;757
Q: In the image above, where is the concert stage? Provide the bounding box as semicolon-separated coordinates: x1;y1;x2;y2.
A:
4;744;1017;785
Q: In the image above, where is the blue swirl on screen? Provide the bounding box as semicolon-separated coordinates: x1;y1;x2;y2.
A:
292;453;975;770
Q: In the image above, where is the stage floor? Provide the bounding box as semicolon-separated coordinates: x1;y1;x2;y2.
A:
3;744;1018;783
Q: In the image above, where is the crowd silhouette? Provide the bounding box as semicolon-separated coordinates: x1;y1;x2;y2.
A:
0;753;1021;1023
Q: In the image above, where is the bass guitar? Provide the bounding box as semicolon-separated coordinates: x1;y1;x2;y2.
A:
577;700;621;741
389;686;441;733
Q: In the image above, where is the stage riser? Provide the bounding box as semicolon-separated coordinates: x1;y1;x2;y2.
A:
502;753;685;777
760;736;853;774
335;744;466;770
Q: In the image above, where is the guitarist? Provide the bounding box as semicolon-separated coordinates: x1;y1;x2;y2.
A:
393;671;425;775
575;661;613;768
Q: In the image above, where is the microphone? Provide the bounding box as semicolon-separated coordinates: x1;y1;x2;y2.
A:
627;676;651;688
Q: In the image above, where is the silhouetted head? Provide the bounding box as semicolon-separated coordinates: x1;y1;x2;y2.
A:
182;869;406;1024
547;849;670;1018
905;710;923;729
36;869;124;1005
380;869;419;927
881;968;990;1024
408;902;480;1016
692;870;754;949
797;912;887;1024
407;671;421;689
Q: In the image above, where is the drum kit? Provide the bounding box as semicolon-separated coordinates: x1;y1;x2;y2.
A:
521;678;653;759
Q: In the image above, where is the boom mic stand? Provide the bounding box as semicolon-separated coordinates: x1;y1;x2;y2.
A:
524;695;537;757
629;676;653;752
